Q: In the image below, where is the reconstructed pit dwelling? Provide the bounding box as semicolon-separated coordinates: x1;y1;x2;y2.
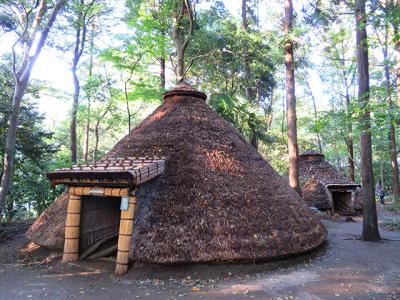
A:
299;150;362;215
27;83;327;275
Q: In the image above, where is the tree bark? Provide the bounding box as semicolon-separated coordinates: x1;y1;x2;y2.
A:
241;0;248;30
123;68;135;133
69;0;96;164
241;0;258;149
70;64;80;164
305;80;322;154
355;0;380;241
0;81;27;218
93;105;111;163
93;119;100;163
84;22;95;163
384;39;400;200
83;94;91;163
345;90;355;182
285;0;300;193
172;0;194;84
70;0;88;164
0;0;67;217
394;26;400;108
160;58;166;90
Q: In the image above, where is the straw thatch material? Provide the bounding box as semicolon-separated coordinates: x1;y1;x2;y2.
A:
299;151;362;212
299;154;356;186
26;192;68;249
28;83;327;264
301;177;331;210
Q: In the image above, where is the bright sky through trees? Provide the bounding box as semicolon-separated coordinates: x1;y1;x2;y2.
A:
0;0;326;127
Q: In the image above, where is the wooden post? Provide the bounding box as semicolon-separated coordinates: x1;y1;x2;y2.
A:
115;192;137;275
62;193;81;263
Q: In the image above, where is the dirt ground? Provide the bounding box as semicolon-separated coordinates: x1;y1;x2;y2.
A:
1;208;400;300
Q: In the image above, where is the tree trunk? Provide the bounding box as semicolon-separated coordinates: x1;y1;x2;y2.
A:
285;0;300;193
241;0;258;149
93;105;111;163
305;80;322;154
83;96;91;163
355;0;380;241
93;120;100;163
383;31;400;199
84;23;95;163
394;26;400;108
124;76;131;132
160;58;166;90
176;45;185;84
70;64;79;164
380;155;385;192
172;0;194;84
0;0;67;217
0;81;27;217
241;0;248;30
345;90;355;182
69;1;88;164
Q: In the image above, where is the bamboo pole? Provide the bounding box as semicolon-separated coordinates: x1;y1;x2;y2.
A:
115;192;137;275
62;194;81;263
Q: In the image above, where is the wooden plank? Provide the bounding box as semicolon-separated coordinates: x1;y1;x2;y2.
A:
69;187;129;197
79;196;121;253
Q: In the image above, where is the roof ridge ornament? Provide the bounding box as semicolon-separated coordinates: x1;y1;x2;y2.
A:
163;81;207;101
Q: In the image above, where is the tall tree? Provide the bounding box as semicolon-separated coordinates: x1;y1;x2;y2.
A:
284;0;300;193
83;22;96;163
68;0;105;164
241;0;258;149
305;80;323;153
373;15;400;201
0;0;67;217
374;0;400;198
171;0;196;83
322;25;357;181
355;0;380;241
388;1;400;108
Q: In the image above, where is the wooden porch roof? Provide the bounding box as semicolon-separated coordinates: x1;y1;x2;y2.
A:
47;157;165;187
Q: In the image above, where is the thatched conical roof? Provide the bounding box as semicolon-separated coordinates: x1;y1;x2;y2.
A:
299;151;357;186
28;83;327;263
299;150;362;211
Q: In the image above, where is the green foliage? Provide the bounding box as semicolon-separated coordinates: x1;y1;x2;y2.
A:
188;10;277;101
208;93;272;144
2;0;400;222
0;53;61;220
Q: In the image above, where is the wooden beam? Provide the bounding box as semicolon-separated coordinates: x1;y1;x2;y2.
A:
115;193;137;275
68;187;129;197
62;194;81;263
52;178;130;186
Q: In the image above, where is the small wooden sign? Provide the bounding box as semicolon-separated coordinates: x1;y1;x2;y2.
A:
120;196;129;210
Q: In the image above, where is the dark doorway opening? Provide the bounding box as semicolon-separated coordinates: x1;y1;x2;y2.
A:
80;196;121;253
332;192;352;213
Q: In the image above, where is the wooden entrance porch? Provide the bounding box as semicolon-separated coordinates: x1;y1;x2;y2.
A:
46;158;165;275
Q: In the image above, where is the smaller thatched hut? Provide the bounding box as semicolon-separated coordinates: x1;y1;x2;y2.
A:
299;150;362;215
